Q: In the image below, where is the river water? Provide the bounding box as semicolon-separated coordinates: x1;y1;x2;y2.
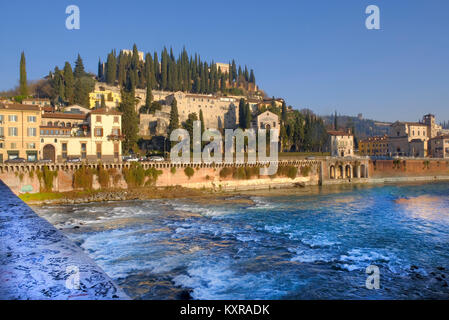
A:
34;183;449;299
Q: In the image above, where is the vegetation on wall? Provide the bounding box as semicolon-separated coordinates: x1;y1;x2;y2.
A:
123;163;162;187
73;165;94;191
184;167;195;179
37;166;58;192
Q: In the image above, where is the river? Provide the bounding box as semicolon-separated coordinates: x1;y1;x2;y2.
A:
34;182;449;299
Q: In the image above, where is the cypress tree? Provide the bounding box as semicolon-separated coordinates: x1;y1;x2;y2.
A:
106;52;117;85
74;54;86;78
119;73;139;154
249;69;255;84
98;58;103;80
100;94;106;109
244;103;252;129
63;62;75;104
281;101;287;124
199;109;205;133
168;98;179;133
238;98;246;129
19;52;28;96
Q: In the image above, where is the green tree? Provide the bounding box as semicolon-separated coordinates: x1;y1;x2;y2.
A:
281;101;287;124
74;54;86;78
244;103;252;129
73;77;94;107
63;62;75;104
100;94;106;109
19;52;28;96
119;75;139;153
106;51;117;85
199;109;205;133
238;98;246;128
168;98;179;133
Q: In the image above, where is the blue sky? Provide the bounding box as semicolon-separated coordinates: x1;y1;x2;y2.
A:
1;0;448;122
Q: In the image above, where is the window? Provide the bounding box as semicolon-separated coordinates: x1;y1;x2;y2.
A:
11;143;17;149
114;143;119;159
96;143;102;159
113;116;119;123
0;115;4;123
112;128;120;136
27;127;37;137
81;143;87;159
28;116;37;122
27;143;36;149
62;143;67;159
8;115;18;122
0;127;3;136
95;127;103;137
8;127;18;136
96;116;102;123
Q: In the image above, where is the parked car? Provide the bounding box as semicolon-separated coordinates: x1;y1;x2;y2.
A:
38;159;53;164
123;155;139;162
148;156;165;162
66;157;82;163
138;156;148;162
5;158;27;163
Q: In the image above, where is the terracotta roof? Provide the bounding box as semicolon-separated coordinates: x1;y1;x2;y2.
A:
0;103;40;111
430;134;449;140
327;130;353;136
42;112;87;120
89;108;122;115
22;98;50;102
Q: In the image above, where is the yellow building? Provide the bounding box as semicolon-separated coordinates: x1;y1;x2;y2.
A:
359;135;389;156
0;103;41;162
89;88;121;109
39;108;123;162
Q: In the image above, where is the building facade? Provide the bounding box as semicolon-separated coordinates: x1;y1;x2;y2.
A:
89;86;122;109
359;135;389;156
0;104;41;162
429;135;449;158
328;130;354;157
39;109;123;162
166;92;239;129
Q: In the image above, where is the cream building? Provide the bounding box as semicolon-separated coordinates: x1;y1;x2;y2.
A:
328;130;354;157
22;98;51;107
40;108;123;162
387;114;441;157
166;92;239;129
0;104;41;162
429;135;449;158
256;111;280;131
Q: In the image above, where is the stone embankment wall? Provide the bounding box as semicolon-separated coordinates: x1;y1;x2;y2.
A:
370;159;449;178
0;160;320;195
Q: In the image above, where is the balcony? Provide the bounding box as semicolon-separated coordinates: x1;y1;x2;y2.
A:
107;134;125;141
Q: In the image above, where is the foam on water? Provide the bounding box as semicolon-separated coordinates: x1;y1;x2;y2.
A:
36;182;449;299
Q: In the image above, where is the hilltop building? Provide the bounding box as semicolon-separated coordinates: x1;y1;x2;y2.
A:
89;86;122;109
121;49;144;61
165;92;239;129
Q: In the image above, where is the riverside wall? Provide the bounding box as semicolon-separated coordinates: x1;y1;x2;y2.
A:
1;158;449;195
0;160;321;195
